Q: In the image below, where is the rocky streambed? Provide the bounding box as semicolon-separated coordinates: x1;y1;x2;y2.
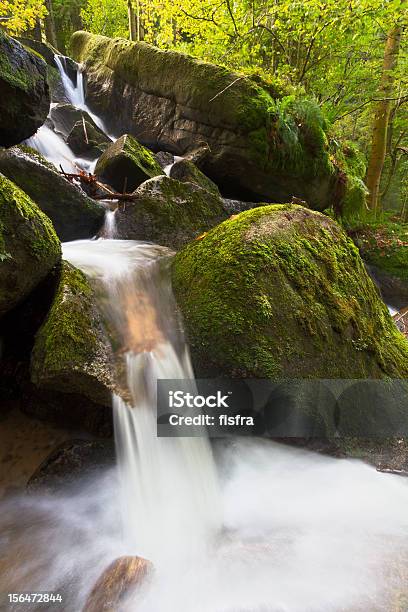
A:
0;28;408;612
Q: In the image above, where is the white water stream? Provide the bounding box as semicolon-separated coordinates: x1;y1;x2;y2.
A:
1;53;408;612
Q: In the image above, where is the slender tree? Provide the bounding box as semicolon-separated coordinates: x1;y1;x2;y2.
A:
128;0;137;40
44;0;58;47
366;21;403;213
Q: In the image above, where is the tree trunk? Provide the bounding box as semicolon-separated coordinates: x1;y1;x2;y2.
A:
44;0;58;48
365;24;402;213
128;0;137;41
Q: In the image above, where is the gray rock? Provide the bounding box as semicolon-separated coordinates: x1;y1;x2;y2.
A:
0;30;50;146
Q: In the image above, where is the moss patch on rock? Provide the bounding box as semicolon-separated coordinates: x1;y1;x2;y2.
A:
0;146;105;241
348;216;408;285
95;134;163;192
71;31;341;209
115;175;227;249
31;261;114;407
0;30;50;146
0;174;60;318
172;204;408;378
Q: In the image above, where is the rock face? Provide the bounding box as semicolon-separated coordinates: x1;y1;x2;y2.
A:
172;204;408;378
115;176;227;250
0;147;105;241
67;119;109;158
27;439;115;493
169;158;221;196
71;31;340;209
350;218;408;308
0;175;60;318
49;102;101;139
95;134;163;192
0;30;50;147
83;556;153;612
28;261;114;435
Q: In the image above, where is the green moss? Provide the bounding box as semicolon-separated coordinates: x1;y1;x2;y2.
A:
118;176;227;249
347;215;408;283
172;204;408;378
17;144;57;171
0;175;60;261
0;30;41;93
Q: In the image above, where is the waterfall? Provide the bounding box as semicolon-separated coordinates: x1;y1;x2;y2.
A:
54;55;114;138
54;55;86;108
62;239;221;568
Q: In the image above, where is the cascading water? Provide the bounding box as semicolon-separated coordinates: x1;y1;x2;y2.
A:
25;55;113;174
53;55;114;138
2;43;408;612
62;239;221;568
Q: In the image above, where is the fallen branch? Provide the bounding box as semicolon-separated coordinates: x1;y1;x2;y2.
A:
59;168;137;201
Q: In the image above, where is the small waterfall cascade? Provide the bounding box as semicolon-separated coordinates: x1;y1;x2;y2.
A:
62;239;221;569
53;54;113;137
25;55;113;173
53;55;86;108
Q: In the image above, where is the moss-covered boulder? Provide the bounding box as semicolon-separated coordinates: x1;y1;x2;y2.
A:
67;119;109;158
28;261;114;434
0;147;105;241
0;30;50;147
95;134;163;192
172;204;408;378
115;176;227;249
0;175;60;318
71;31;340;209
348;217;408;307
169;159;221;197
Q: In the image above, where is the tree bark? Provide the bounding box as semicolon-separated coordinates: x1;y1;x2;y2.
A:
366;24;402;213
44;0;58;48
128;0;137;41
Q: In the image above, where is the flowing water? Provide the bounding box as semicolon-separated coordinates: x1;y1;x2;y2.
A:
2;52;408;612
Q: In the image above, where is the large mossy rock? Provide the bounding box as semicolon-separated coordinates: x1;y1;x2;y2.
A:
172;204;408;378
0;31;50;147
0;175;60;318
0;147;105;241
95;134;163;192
115;176;227;249
71;31;340;209
28;261;114;435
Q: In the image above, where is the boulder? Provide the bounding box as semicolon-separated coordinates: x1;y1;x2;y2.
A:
0;30;50;147
94;134;163;193
0;174;60;318
49;102;101;138
67;119;109;158
83;556;153;612
172;204;408;378
16;37;59;68
169;158;221;196
349;218;408;308
0;146;105;241
71;31;340;209
114;176;227;250
28;261;115;435
27;439;115;493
